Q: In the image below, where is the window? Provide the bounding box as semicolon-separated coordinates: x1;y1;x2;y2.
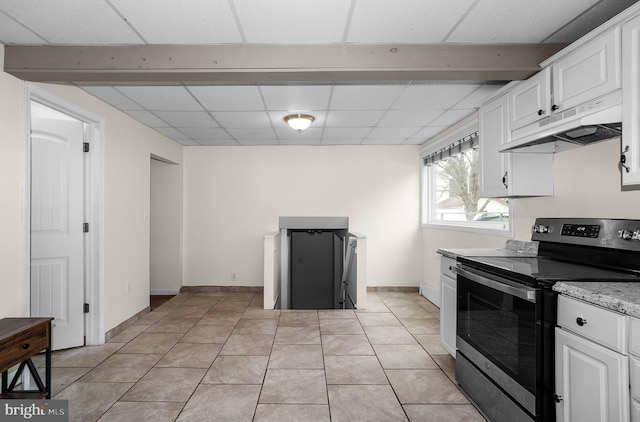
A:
421;122;510;234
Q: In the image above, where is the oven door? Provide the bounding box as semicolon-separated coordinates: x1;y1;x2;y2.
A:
456;264;541;417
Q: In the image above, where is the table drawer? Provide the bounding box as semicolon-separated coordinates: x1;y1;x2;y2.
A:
0;325;48;371
557;295;628;353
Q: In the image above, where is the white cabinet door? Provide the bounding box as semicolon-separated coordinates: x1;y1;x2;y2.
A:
551;28;621;113
622;14;640;186
440;273;456;357
479;95;554;197
555;328;630;422
632;400;640;422
479;94;509;197
509;69;551;131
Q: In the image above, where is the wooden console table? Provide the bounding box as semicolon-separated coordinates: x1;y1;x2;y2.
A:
0;317;53;399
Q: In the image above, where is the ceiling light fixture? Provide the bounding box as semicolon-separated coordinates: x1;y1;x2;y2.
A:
284;113;315;131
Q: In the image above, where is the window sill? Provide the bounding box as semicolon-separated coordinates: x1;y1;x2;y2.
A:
421;221;513;237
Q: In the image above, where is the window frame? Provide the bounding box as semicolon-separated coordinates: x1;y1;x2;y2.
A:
420;119;513;237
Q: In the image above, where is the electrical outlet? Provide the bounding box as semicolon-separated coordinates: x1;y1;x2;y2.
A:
126;282;132;294
231;273;237;281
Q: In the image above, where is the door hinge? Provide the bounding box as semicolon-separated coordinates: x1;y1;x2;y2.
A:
83;223;89;233
83;142;90;152
83;303;90;314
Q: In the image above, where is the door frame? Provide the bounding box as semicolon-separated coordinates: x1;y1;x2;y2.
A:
23;83;105;346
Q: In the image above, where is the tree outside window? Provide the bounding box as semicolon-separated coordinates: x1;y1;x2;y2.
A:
429;148;509;224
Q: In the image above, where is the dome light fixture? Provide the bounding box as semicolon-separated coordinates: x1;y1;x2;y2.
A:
284;113;315;131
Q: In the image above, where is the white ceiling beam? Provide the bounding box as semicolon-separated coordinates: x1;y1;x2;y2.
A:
4;44;566;83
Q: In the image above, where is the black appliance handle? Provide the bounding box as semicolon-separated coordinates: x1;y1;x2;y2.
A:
456;265;537;303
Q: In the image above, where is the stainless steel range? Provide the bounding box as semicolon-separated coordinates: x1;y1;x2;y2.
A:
455;218;640;422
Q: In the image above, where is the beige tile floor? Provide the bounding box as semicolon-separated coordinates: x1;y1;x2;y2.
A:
47;291;486;421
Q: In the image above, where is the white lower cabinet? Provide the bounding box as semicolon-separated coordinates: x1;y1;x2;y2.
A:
556;328;630;422
439;255;456;357
555;295;630;422
629;317;640;421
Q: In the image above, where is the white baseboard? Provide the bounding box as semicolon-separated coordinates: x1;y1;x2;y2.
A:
419;282;440;307
151;289;180;295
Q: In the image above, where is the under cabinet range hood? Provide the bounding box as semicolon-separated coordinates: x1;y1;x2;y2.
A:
499;90;622;153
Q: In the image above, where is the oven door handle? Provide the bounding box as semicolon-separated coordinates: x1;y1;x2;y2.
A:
455;266;537;302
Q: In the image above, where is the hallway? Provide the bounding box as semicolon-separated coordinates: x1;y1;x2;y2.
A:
49;290;484;421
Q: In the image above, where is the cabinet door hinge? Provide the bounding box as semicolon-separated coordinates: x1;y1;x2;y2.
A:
83;223;89;233
83;142;90;152
83;303;90;314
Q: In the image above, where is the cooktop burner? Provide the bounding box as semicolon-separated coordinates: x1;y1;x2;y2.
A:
458;255;640;285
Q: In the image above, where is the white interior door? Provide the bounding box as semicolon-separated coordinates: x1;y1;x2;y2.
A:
30;117;85;350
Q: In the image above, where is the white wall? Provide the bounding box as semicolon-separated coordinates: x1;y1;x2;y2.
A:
183;146;422;288
34;83;183;332
422;137;640;294
150;158;183;294
0;50;183;332
0;46;26;317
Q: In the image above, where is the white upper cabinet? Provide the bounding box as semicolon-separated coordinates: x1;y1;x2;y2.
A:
479;94;554;197
551;28;621;113
508;27;620;137
479;94;510;197
509;68;551;131
622;14;640;186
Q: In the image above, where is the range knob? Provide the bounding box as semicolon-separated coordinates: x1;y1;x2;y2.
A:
532;224;549;234
619;229;633;240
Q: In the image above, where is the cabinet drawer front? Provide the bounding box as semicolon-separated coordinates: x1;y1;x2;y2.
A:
440;256;456;280
557;295;628;353
0;325;48;371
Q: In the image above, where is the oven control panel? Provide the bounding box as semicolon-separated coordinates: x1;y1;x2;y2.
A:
531;218;640;250
561;224;600;238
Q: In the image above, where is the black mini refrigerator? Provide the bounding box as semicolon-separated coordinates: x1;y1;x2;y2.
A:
289;230;343;309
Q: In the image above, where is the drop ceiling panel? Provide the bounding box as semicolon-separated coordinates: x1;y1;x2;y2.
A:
116;86;204;111
428;109;475;127
0;13;44;44
81;86;144;111
234;0;351;44
326;110;385;127
124;111;170;127
330;85;405;110
179;127;232;140
153;111;219;128
452;85;504;109
392;84;480;110
347;0;477;43
189;86;265;111
154;127;192;141
1;0;631;147
228;128;277;141
367;127;420;139
109;0;241;44
378;110;443;126
261;86;332;111
212;111;271;128
447;0;601;43
322;127;371;139
0;0;142;44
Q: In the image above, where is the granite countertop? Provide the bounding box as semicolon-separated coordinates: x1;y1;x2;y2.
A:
437;240;539;259
553;282;640;319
